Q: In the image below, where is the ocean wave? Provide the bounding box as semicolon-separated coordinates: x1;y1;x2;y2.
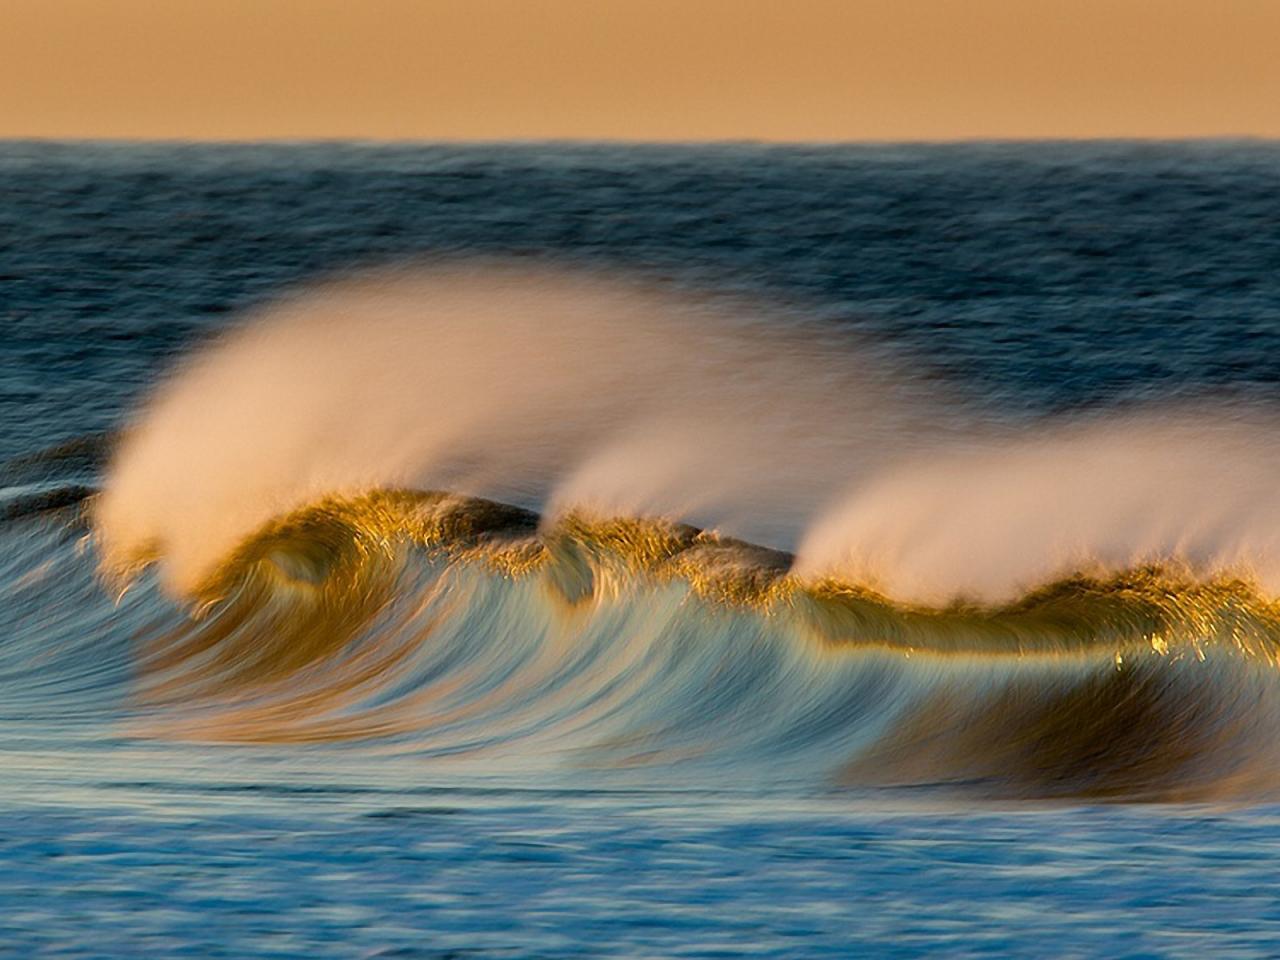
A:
9;487;1252;799
15;262;1280;801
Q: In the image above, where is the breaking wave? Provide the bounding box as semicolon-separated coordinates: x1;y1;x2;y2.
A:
12;263;1280;801
4;485;1276;801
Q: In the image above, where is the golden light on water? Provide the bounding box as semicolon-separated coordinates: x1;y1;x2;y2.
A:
3;0;1279;141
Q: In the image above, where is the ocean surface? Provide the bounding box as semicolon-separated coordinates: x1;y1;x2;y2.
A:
4;140;1280;957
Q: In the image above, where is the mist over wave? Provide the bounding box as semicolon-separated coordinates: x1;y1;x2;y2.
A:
800;414;1280;602
95;264;942;592
97;262;1280;604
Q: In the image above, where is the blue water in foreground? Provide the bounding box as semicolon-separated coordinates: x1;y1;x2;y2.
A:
4;141;1280;957
10;795;1280;959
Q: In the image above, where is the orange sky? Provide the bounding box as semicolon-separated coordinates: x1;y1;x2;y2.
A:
3;0;1278;141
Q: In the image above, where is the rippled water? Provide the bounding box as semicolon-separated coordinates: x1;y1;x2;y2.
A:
4;140;1280;957
10;796;1280;959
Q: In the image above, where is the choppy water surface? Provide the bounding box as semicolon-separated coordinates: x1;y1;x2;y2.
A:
5;140;1280;957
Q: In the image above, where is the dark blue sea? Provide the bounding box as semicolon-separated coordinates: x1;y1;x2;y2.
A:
4;140;1280;958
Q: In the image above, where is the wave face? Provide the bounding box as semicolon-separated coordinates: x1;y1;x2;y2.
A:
12;487;1266;802
67;264;1280;800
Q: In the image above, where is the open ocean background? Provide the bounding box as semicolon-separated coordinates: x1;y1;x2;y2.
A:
3;140;1280;958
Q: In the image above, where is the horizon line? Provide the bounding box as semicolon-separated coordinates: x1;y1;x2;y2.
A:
3;134;1278;148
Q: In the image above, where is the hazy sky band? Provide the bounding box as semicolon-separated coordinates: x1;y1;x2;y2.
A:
5;0;1280;141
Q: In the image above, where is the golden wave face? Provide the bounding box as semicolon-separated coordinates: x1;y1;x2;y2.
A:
168;488;1280;658
96;488;1280;800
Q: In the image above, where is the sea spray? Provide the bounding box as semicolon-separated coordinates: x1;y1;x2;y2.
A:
95;263;945;592
98;262;1280;605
